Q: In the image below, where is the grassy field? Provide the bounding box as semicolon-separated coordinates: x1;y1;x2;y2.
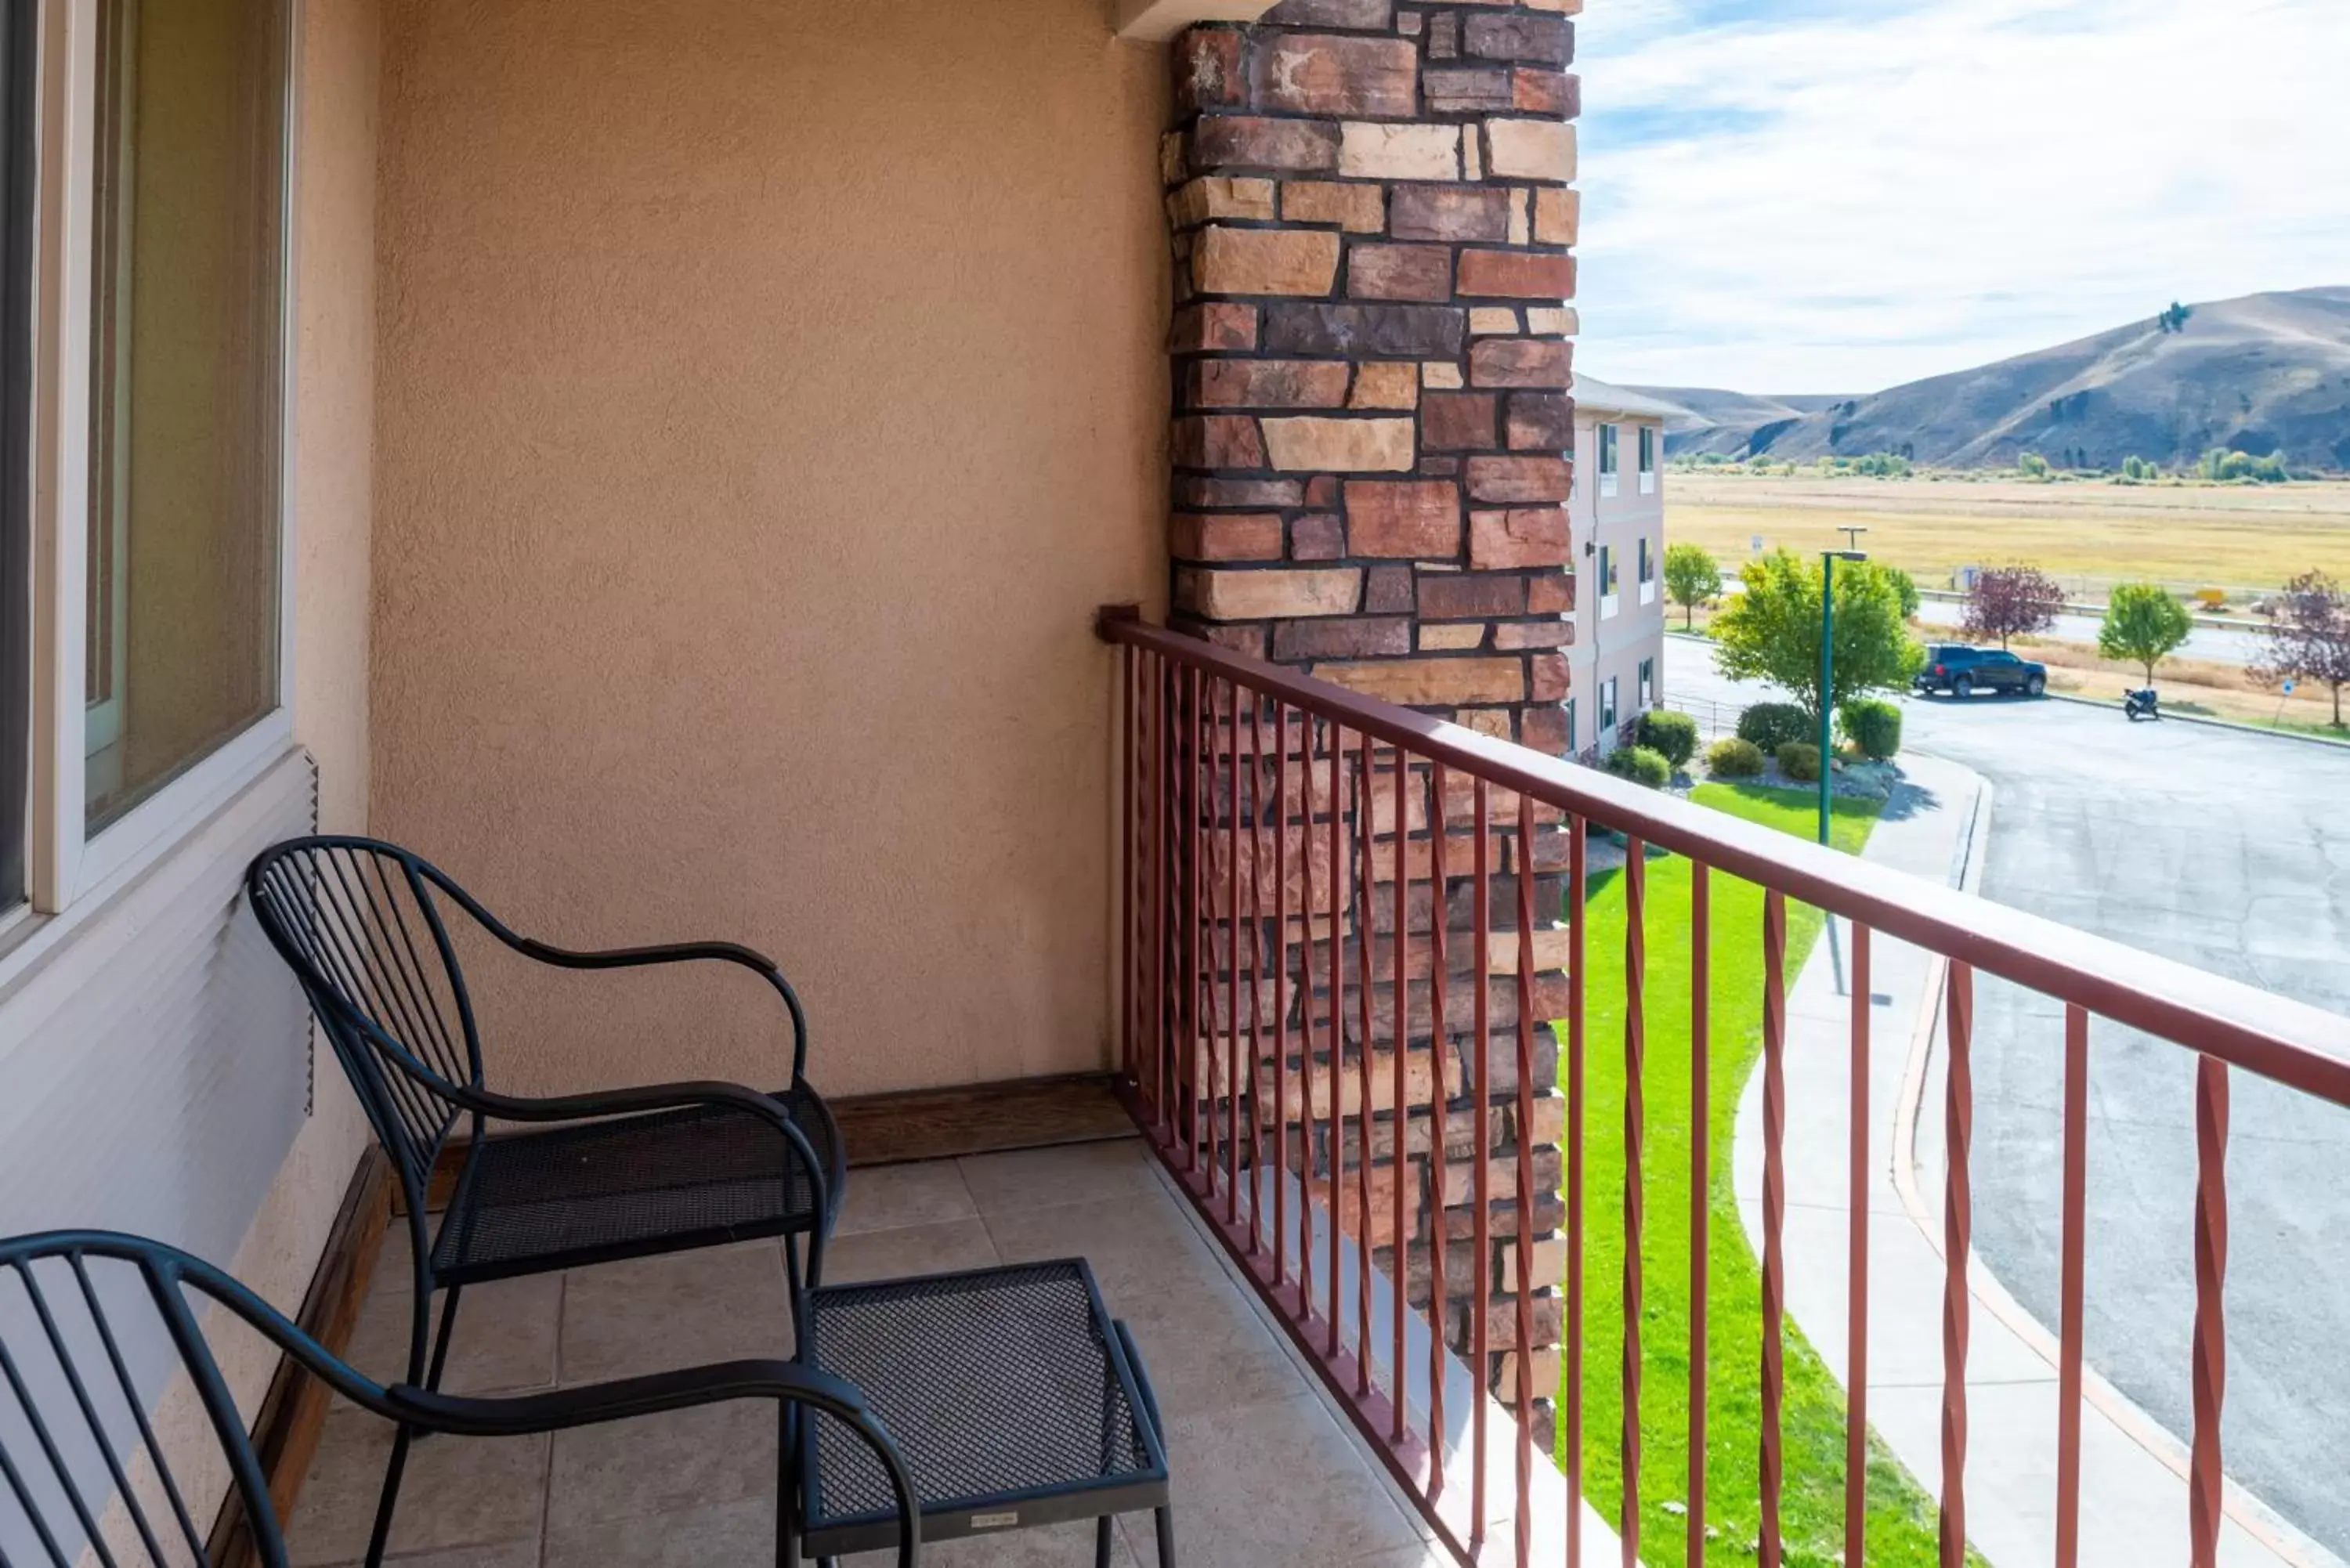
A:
1556;785;1956;1566
1669;473;2350;598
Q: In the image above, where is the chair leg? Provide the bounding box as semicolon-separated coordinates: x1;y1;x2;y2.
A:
1153;1506;1175;1568
776;1404;801;1567
362;1425;414;1568
1097;1515;1115;1567
423;1283;465;1392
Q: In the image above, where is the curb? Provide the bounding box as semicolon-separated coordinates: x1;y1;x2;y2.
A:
2044;689;2350;750
1889;777;2342;1568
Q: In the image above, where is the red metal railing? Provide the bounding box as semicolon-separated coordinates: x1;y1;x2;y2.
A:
1097;609;2350;1568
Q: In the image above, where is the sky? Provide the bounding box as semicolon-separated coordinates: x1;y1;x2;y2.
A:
1571;0;2350;395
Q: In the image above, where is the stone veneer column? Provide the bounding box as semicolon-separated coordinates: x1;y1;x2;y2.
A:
1159;0;1578;1425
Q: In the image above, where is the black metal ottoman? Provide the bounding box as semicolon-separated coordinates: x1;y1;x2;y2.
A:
790;1259;1174;1566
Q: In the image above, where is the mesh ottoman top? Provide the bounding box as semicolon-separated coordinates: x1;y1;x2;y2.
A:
798;1259;1166;1547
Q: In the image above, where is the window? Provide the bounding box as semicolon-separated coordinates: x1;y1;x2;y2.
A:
83;0;290;832
0;6;32;911
1598;543;1619;617
1600;676;1618;735
1564;698;1577;753
1598;423;1620;498
1638;537;1654;583
1639;658;1654;708
1638;425;1658;494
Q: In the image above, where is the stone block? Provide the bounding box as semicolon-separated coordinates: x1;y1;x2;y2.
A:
1314;657;1525;707
1419;623;1485;651
1469;506;1570;568
1525;571;1573;613
1343;479;1461;558
1529;652;1568;702
1339;123;1459;181
1462;13;1572;65
1175;567;1362;620
1263;1046;1464;1125
1264;302;1466;359
1249;34;1419;118
1171;512;1285;562
1518;702;1567;753
1282;180;1386;233
1173;414;1267;469
1484;118;1577;182
1512;67;1575;115
1179;475;1303;508
1194;225;1342;296
1426;11;1457;59
1365;564;1415;612
1306;475;1342;507
1419;573;1524;618
1482;927;1573;975
1509;188;1531;245
1191;358;1352;409
1423;67;1512;114
1524;305;1574;335
1491;617;1570;649
1261;0;1394;27
1470;306;1519;334
1421;391;1498;451
1348;244;1454;302
1349;361;1420;410
1261;416;1415;471
1173;27;1245;114
1272;615;1413;660
1535;186;1580;246
1291;512;1345;559
1421;361;1465;389
1497;1349;1564;1398
1166;175;1278;229
1465;456;1572;502
1389;183;1509;242
1191;114;1342;173
1457;249;1575;299
1470;337;1571;388
1170;302;1260;352
1505;390;1573;450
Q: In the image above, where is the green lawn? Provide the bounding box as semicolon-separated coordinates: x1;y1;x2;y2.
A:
1555;784;1953;1565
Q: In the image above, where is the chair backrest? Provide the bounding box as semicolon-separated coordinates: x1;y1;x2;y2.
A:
244;838;491;1198
0;1230;392;1568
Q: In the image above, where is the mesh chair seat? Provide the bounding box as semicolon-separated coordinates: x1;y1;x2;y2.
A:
432;1085;842;1284
797;1259;1169;1558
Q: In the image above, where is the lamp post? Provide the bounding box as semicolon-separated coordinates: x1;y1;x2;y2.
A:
1819;528;1869;845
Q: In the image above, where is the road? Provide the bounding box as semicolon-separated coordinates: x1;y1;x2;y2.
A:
1664;639;2350;1555
1911;596;2269;667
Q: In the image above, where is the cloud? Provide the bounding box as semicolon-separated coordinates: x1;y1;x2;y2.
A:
1572;0;2350;393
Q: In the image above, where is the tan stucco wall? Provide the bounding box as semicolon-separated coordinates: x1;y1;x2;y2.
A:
369;0;1170;1097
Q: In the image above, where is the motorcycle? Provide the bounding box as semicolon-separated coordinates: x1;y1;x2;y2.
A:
2124;688;2160;721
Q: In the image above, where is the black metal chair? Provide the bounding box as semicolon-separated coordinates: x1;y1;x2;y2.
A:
788;1259;1173;1567
244;835;844;1566
0;1230;919;1567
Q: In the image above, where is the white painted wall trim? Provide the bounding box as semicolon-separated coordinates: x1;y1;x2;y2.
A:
1110;0;1277;42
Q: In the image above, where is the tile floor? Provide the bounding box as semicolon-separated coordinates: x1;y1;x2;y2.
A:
287;1137;1456;1568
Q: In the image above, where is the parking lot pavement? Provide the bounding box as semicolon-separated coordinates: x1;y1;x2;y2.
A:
1664;638;2350;1556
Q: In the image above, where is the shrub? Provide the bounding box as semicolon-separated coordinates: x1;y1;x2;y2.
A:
1737;701;1811;751
1839;698;1904;760
1777;741;1821;782
1705;737;1765;779
1603;745;1671;789
1635;709;1699;768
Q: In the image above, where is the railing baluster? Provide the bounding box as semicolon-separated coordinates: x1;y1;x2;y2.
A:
1848;921;1873;1568
2055;1004;2089;1568
1428;763;1451;1501
1205;681;1225;1193
1276;704;1292;1279
2191;1053;2229;1568
1512;789;1539;1568
1392;743;1410;1443
1942;961;1973;1568
1246;694;1265;1256
1357;740;1378;1398
1330;723;1347;1360
1227;685;1245;1226
1689;862;1711;1568
1472;777;1492;1551
1622;836;1647;1568
1152;653;1170;1132
1188;666;1206;1174
1762;887;1788;1568
1566;812;1588;1568
1300;716;1320;1324
1122;648;1136;1088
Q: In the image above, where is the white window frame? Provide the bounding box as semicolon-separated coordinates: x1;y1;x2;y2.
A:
1637;425;1657;494
1598;423;1619;499
16;0;302;928
1598;542;1619;620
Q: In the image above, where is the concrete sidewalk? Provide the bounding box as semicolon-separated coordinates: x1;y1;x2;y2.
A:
1729;753;2335;1568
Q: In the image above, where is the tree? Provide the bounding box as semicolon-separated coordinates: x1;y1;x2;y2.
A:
1711;549;1924;719
2254;570;2350;727
1882;565;1921;620
1961;563;2063;649
2098;582;2193;685
1662;542;1720;629
2018;452;2051;479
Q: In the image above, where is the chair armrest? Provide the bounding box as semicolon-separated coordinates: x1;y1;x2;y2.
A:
499;935;811;1084
385;1357;870;1438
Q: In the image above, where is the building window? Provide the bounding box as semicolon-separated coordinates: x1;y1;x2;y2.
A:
1600;676;1618;735
1638;425;1658;494
84;0;290;833
0;5;32;911
1564;697;1577;753
1638;537;1654;583
1599;423;1619;498
1598;543;1619;616
1640;657;1655;708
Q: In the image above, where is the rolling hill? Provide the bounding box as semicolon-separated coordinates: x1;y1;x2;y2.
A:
1637;287;2350;472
